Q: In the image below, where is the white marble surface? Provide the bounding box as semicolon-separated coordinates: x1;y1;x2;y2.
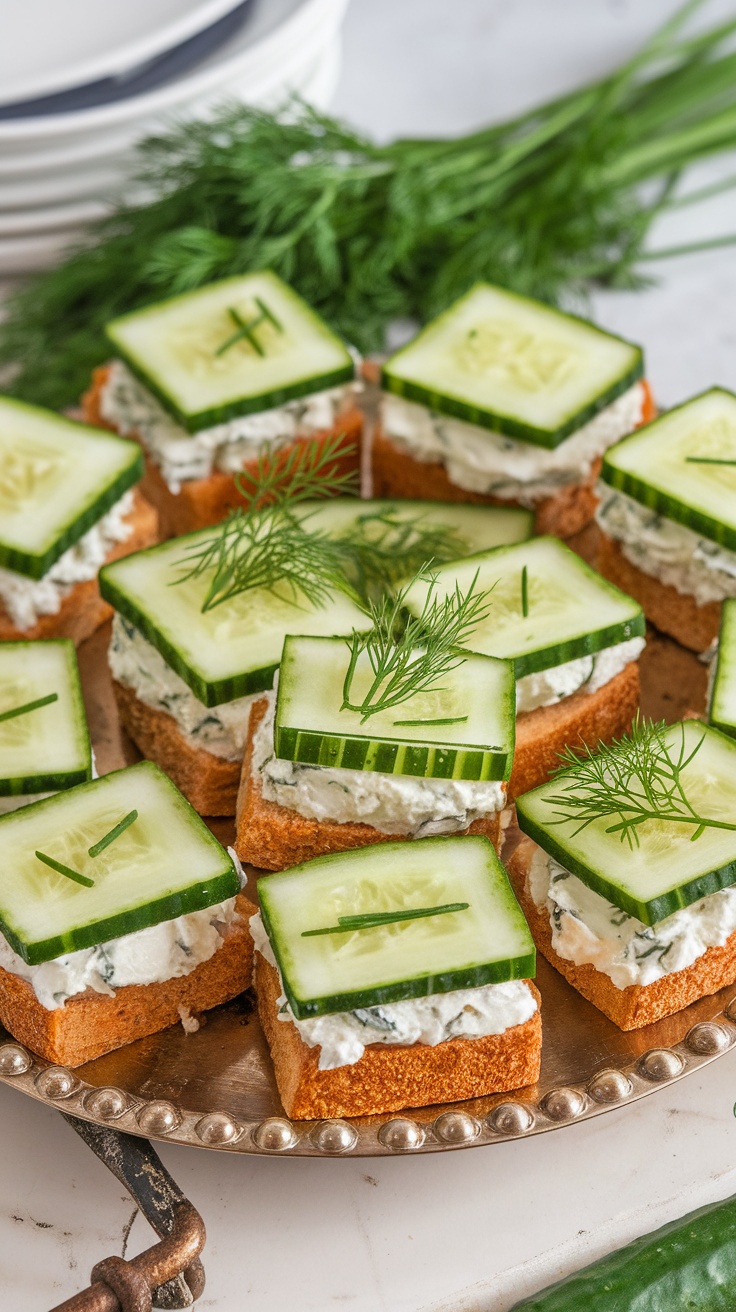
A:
4;1;736;1307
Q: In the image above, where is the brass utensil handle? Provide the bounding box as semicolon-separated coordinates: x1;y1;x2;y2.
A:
47;1115;206;1311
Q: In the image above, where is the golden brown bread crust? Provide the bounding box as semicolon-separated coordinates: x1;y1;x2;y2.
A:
235;698;502;871
112;678;241;817
596;531;721;654
0;489;158;646
508;837;736;1030
510;661;640;798
83;365;364;539
255;953;541;1118
0;893;256;1067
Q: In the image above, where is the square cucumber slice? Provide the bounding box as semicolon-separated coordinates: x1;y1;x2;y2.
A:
402;536;644;678
258;835;535;1018
709;598;736;738
0;760;239;965
0;640;91;797
301;497;533;554
100;531;369;707
517;721;736;925
602;388;736;552
105;272;355;433
382;283;643;449
275;634;515;781
0;396;143;579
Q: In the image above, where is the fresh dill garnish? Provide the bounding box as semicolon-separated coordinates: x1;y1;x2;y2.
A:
338;508;468;598
35;851;94;889
88;809;138;858
545;716;736;849
214;297;283;357
301;903;470;936
684;456;736;466
521;566;529;618
0;693;58;724
392;715;469;727
341;566;492;724
5;3;736;408
172;433;359;612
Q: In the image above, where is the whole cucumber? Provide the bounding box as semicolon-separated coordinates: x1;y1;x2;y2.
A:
509;1193;736;1311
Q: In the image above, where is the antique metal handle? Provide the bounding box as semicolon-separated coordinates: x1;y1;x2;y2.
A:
47;1115;206;1312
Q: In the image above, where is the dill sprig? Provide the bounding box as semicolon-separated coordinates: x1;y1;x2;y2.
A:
302;903;470;937
4;1;736;408
338;508;469;597
545;717;736;848
341;567;492;723
173;433;359;612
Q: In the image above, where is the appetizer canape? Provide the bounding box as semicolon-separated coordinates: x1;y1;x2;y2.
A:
372;283;654;537
596;389;736;652
0;761;254;1066
251;835;540;1118
512;719;736;1029
402;536;645;796
83;272;363;537
0;640;92;814
0;396;157;644
708;598;736;738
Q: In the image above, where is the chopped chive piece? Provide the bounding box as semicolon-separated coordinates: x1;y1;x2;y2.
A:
302;902;470;937
215;298;284;357
521;565;529;618
35;851;94;888
88;809;138;858
392;715;470;726
684;456;736;466
0;692;58;724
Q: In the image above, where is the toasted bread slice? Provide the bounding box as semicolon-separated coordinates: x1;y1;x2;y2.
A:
0;489;158;646
235;698;502;870
83;366;364;539
508;837;736;1030
255;952;541;1119
112;678;241;817
596;531;721;654
0;892;256;1067
510;661;640;798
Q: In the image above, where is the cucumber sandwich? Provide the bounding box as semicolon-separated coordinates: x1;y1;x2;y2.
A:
0;759;254;1067
597;388;736;652
236;565;517;870
87;272;362;537
251;835;540;1117
374;283;650;538
513;718;736;1029
0;395;155;643
401;536;645;796
709;598;736;739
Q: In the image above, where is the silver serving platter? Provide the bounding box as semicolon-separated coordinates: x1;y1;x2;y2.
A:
1;554;733;1158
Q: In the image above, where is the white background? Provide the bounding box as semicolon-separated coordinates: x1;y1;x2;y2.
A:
4;1;736;1307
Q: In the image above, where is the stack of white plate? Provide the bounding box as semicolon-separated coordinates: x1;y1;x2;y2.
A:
0;0;349;275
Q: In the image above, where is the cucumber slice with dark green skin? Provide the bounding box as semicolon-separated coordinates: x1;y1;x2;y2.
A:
105;272;355;434
0;760;238;965
0;640;91;796
0;395;143;580
275;635;515;781
710;598;736;737
402;536;644;679
517;721;736;925
382;283;643;450
100;532;369;708
509;1191;736;1312
602;388;736;551
259;835;535;1019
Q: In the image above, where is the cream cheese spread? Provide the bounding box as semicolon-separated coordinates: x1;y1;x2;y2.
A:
0;489;135;631
515;636;644;714
100;360;360;494
250;912;537;1070
380;382;644;505
108;614;257;760
596;487;736;606
252;690;505;837
528;847;736;989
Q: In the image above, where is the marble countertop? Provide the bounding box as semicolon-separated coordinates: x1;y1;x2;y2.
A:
3;1;736;1307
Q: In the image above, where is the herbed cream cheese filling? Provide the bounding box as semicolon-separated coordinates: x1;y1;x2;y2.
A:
250;912;537;1070
596;487;736;606
380;382;644;505
0;489;135;631
100;360;360;494
252;689;505;837
515;636;644;714
528;847;736;989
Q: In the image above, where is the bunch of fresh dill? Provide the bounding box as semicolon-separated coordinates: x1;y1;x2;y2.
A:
3;0;736;409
